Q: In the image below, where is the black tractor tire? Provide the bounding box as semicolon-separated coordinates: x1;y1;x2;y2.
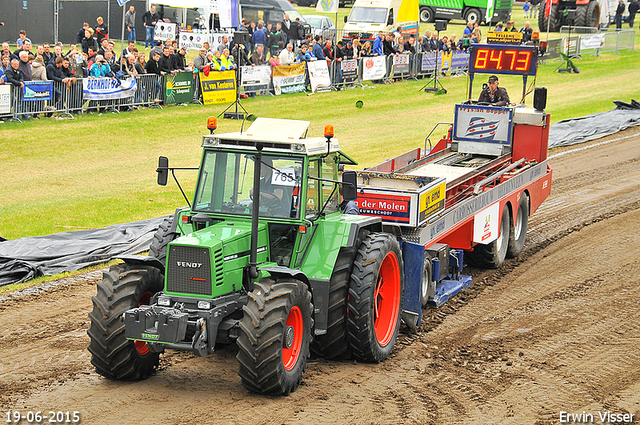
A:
420;6;435;23
538;1;562;31
585;0;601;28
507;193;530;258
348;233;404;363
466;204;510;269
575;4;588;27
87;264;164;380
149;215;179;266
464;7;482;24
237;278;313;395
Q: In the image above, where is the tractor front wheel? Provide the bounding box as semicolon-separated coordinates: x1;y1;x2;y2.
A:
348;233;404;362
149;215;179;266
237;278;313;395
87;264;164;380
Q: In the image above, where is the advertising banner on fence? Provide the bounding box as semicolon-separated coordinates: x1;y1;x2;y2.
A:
0;85;10;114
83;77;136;100
240;65;271;90
23;81;53;102
421;52;439;72
451;50;470;69
155;23;177;41
307;60;332;93
441;51;452;70
200;70;236;104
361;56;386;81
341;59;358;80
163;71;194;105
392;54;410;74
179;31;211;51
272;63;306;95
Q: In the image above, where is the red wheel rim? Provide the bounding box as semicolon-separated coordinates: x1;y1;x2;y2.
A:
373;252;401;347
134;291;154;356
282;306;303;371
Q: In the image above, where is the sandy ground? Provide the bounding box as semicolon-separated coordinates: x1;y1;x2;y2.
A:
1;127;640;425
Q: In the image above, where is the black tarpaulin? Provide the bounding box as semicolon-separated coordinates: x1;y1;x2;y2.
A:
0;217;166;287
549;103;640;149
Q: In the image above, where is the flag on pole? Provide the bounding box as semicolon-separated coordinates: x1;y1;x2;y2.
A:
117;0;129;6
316;0;338;13
545;0;552;18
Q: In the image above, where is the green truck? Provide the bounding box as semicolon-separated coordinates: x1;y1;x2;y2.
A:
419;0;514;25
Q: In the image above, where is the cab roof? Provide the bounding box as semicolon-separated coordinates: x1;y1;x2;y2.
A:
202;117;343;156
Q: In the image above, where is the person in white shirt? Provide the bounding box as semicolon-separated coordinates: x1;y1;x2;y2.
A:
278;43;295;65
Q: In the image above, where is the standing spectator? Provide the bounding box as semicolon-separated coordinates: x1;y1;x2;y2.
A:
16;30;31;49
505;21;518;32
31;55;48;80
135;53;146;74
289;18;301;47
174;47;187;70
98;38;109;56
96;16;108;43
0;65;5;85
87;46;98;66
403;36;416;54
281;14;292;42
250;44;266;65
531;0;540;18
51;45;65;65
429;32;439;51
629;0;639;27
5;59;25;88
125;5;136;42
42;44;53;65
373;31;384;55
312;35;325;59
463;22;473;36
82;29;97;54
270;23;285;57
231;42;249;65
2;43;16;61
278;43;295;65
159;46;176;75
383;33;397;55
89;55;114;78
615;0;625;29
520;21;533;42
18;51;32;81
77;23;90;43
143;5;159;49
14;41;34;58
122;40;136;59
471;28;481;43
46;57;72;108
360;40;374;56
1;55;11;74
217;35;230;53
252;21;267;52
67;50;85;77
523;0;531;18
221;49;235;70
450;34;459;50
146;51;161;75
122;54;138;77
193;48;208;71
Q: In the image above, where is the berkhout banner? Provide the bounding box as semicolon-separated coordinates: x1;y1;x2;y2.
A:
83;77;136;100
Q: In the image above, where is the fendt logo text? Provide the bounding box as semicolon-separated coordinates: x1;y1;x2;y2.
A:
176;262;203;268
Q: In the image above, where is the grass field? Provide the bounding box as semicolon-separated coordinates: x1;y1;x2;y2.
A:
1;22;639;241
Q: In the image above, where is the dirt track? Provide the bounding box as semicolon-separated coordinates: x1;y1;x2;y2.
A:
1;128;640;425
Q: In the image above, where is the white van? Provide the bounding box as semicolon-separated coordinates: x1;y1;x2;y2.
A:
342;0;419;42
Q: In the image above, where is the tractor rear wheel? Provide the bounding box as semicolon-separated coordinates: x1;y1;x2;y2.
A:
507;193;529;258
87;264;164;380
467;205;510;269
538;0;562;32
237;278;313;395
149;215;179;266
348;233;404;362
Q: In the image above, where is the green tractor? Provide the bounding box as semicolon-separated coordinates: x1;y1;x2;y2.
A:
87;118;411;395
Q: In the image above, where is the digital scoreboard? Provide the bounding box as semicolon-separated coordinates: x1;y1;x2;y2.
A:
469;44;537;76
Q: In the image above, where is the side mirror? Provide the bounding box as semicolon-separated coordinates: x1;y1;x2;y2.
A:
343;15;348;23
342;171;358;202
157;156;169;186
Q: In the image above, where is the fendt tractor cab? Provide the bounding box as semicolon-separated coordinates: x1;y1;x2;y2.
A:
88;118;418;395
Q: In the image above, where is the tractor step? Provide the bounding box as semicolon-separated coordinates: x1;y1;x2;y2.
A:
431;275;472;307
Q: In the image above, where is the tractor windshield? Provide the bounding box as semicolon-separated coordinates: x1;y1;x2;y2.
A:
193;150;303;219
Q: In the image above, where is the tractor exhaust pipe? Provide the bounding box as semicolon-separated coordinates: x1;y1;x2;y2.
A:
248;144;264;281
